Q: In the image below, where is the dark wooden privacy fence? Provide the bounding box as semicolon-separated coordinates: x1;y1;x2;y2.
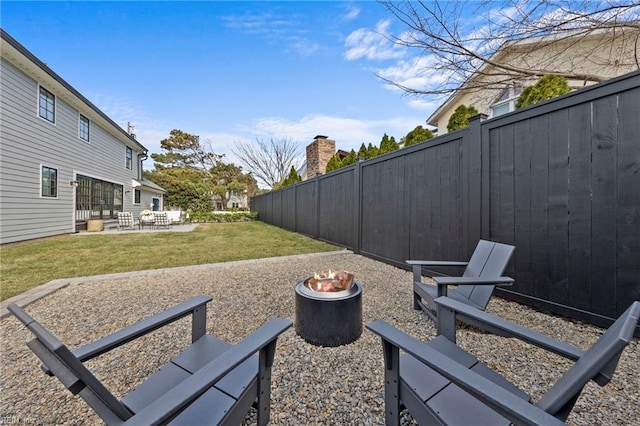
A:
252;71;640;334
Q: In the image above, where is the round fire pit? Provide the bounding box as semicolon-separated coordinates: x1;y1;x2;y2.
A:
295;277;363;347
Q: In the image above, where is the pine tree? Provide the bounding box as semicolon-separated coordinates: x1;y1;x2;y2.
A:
279;166;302;188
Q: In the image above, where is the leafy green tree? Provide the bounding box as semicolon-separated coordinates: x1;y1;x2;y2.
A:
447;104;479;132
279;166;302;188
402;125;434;147
210;162;257;208
147;129;255;211
144;167;213;212
516;74;571;109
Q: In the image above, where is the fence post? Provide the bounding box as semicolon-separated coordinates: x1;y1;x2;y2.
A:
468;113;487;253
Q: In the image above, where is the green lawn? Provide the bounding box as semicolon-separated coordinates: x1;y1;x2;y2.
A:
0;222;339;301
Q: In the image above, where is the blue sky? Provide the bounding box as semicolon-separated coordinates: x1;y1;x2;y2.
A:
2;1;441;169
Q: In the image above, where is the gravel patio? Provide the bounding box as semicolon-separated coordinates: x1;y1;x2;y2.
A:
1;251;638;425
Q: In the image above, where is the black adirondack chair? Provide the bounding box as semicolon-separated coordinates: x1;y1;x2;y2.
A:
8;296;292;425
367;298;639;426
407;239;515;334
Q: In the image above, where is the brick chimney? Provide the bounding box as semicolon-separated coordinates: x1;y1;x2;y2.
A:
306;135;335;177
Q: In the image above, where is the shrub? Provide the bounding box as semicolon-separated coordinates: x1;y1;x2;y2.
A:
189;211;258;223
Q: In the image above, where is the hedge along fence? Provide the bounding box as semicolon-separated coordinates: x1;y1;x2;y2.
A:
188;211;258;223
251;71;640;335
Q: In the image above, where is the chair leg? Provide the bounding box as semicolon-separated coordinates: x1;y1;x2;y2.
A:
413;292;421;311
382;340;401;426
256;341;277;426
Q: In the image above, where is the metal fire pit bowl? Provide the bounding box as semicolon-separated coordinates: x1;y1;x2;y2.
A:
295;279;363;347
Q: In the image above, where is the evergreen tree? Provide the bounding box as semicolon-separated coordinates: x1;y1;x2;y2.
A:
358;143;368;159
279;166;302;188
402;125;434;147
325;153;344;173
342;149;358;167
379;133;399;154
516;74;571;109
367;143;380;159
447;104;479;132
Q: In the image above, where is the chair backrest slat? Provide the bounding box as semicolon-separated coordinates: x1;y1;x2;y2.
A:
536;301;639;420
457;240;515;307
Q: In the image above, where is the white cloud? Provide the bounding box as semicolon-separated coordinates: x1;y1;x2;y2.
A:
344;20;405;61
343;6;361;21
236;113;426;156
376;56;447;93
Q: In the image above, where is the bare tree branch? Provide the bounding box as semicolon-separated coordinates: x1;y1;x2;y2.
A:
232;137;301;189
378;0;640;98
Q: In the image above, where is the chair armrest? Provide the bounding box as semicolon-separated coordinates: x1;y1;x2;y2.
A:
434;296;584;361
366;320;565;426
406;260;469;267
123;318;293;426
433;276;514;286
72;295;213;363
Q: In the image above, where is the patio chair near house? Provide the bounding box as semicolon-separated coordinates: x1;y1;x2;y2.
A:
154;212;172;229
8;296;292;425
367;298;640;426
117;212;138;231
407;239;515;333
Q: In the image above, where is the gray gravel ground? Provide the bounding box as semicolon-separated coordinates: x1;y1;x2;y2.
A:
1;251;638;425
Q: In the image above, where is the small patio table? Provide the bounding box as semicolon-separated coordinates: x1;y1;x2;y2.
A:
139;217;155;230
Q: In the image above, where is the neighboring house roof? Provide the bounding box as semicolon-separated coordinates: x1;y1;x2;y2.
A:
0;28;147;153
427;27;640;132
133;179;166;194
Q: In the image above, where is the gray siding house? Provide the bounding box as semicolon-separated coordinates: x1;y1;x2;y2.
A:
0;29;164;244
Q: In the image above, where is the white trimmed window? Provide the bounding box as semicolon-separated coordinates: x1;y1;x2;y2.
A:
489;85;523;118
38;86;55;123
79;114;90;142
126;147;133;169
41;166;58;197
134;189;141;204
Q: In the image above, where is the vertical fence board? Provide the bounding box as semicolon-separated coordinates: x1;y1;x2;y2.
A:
591;96;618;318
449;140;463;261
498;124;516;277
548;109;570;305
529;114;550;301
567;102;593;311
615;87;640;312
406;149;429;260
513;119;533;295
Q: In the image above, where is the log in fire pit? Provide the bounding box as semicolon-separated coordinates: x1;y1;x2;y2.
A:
295;271;363;347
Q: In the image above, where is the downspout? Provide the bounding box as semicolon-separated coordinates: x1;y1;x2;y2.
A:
137;152;148;181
